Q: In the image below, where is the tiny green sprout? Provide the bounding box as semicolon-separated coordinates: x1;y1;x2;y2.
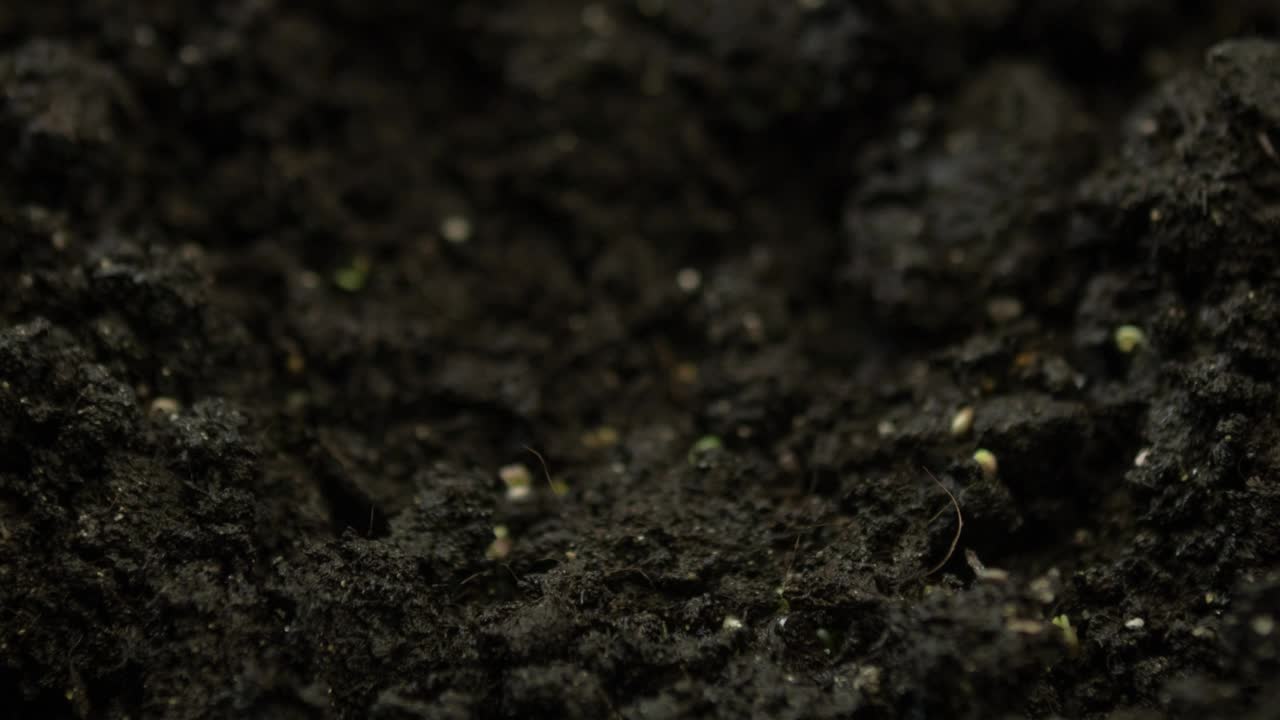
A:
486;525;512;560
694;435;723;452
1052;614;1079;653
688;434;723;464
1113;325;1146;354
333;256;371;292
973;449;998;479
499;463;532;502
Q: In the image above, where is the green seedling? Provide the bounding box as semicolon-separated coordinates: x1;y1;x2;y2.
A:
973;449;998;479
333;256;371;292
1052;614;1080;654
688;434;723;464
1113;325;1146;353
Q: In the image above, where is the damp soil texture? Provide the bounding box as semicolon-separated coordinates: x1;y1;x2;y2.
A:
5;2;1280;719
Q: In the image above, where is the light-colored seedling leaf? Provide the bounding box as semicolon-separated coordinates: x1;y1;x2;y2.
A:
1113;325;1146;353
333;256;371;292
1052;614;1079;653
689;435;723;464
486;525;512;560
973;449;998;479
500;463;533;502
950;406;975;437
694;435;722;452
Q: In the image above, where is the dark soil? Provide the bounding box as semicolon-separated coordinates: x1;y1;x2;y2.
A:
4;2;1280;718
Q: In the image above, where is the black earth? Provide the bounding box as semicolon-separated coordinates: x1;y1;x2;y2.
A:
4;2;1280;719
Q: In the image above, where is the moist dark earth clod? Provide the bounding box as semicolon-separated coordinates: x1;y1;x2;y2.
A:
3;2;1280;719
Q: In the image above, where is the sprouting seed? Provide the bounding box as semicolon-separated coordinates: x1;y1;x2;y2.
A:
333;256;371;292
486;525;512;560
950;406;975;437
150;397;180;415
965;548;1009;583
676;268;702;293
689;435;723;464
973;449;998;479
1052;614;1079;652
1113;325;1146;354
693;435;722;451
500;463;533;502
440;215;473;244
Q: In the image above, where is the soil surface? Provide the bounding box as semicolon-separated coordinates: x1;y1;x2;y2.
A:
4;2;1280;718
